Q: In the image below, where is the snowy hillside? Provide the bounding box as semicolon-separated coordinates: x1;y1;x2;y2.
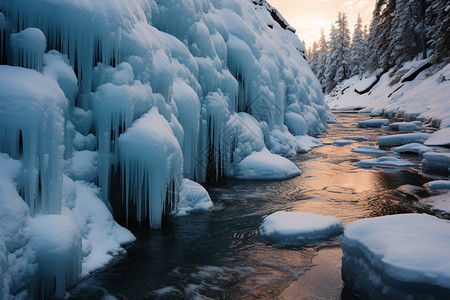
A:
326;60;450;129
0;0;329;298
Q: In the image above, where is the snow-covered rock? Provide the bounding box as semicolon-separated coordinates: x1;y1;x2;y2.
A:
378;133;431;147
294;135;323;152
173;179;213;216
392;143;434;155
424;128;450;146
341;214;450;299
351;146;387;155
422;152;450;175
356;156;415;167
343;136;368;141
420;194;450;214
231;148;301;180
426;180;450;192
388;121;421;131
357;118;389;128
259;211;343;246
333;139;352;146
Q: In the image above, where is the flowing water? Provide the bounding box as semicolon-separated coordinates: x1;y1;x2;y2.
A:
68;112;440;299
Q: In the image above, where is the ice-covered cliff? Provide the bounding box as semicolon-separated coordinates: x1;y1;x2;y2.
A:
0;0;328;298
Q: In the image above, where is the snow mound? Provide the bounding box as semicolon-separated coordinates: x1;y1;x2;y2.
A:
294;135;323;152
259;211;343;246
357;119;389;128
341;214;450;299
333;139;352;146
420;194;450;214
388;121;421;131
231;148;301;180
173;179;213;216
351;146;387;155
392;143;434;155
426;180;450;192
422;152;450;176
343;136;368;141
378;133;431;147
356;156;414;168
424;128;450;146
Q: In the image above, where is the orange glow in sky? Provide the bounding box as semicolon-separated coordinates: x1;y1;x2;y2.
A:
268;0;376;48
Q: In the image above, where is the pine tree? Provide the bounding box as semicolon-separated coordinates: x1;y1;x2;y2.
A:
350;14;366;78
333;12;351;84
325;24;338;93
365;0;386;73
428;0;450;63
308;41;319;76
316;29;328;88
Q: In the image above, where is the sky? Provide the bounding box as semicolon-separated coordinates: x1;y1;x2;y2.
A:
268;0;376;49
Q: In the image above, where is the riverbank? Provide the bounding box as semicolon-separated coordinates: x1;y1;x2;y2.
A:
326;60;450;129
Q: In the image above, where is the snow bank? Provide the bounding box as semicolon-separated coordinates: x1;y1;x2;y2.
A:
378;133;431;147
392;143;434;155
173;179;213;216
424;128;450;146
62;177;135;276
422;152;450;176
259;211;343;246
357;118;389;128
356;156;415;168
326;59;450;129
341;214;450;299
231;148;301;180
351;146;387;155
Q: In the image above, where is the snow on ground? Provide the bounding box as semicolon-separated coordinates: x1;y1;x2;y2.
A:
422;152;450;176
378;132;431;147
326;59;450;129
333;139;352;146
426;180;450;192
259;211;343;246
356;156;415;168
357;118;389;128
388;121;422;131
392;143;434;155
341;214;450;299
424;128;450;146
231;148;301;180
351;146;388;155
173;179;213;216
343;136;368;141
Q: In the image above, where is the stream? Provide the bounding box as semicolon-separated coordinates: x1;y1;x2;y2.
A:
68;112;439;299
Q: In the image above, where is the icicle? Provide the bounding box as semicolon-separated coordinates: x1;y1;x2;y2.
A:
118;108;182;228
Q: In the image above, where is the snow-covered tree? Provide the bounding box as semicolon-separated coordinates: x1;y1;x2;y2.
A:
307;41;319;75
427;0;450;63
316;29;329;88
350;14;366;78
324;24;338;93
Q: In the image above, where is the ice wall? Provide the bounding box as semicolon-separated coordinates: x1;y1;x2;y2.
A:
0;0;329;297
